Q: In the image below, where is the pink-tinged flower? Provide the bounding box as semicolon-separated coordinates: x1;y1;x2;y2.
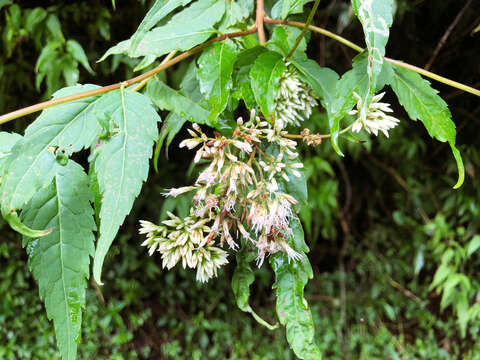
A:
162;186;197;197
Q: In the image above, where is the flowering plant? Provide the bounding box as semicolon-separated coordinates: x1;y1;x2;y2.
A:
0;0;475;359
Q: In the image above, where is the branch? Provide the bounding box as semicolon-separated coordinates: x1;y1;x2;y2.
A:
264;17;480;97
256;0;266;45
0;27;258;125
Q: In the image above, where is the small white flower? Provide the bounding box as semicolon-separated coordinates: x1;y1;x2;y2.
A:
162;186;197;197
350;92;400;137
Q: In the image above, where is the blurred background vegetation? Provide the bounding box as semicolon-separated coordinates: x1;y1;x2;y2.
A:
1;0;480;358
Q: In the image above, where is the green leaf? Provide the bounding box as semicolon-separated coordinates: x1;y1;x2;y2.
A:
22;161;96;360
0;131;22;176
92;90;160;284
1;84;102;216
467;235;480;257
66;40;95;75
389;66;464;188
129;0;194;55
153;113;187;171
266;26;306;58
100;0;225;61
272;0;314;20
232;248;278;329
219;0;253;30
327;53;370;155
474;24;480;33
270;216;321;360
290;55;339;113
250;51;286;121
197;40;237;122
352;0;394;116
146;76;212;125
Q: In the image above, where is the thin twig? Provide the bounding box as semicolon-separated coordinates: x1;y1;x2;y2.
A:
256;0;266;45
286;0;321;59
424;0;472;70
264;17;480;97
131;50;177;92
0;27;258;125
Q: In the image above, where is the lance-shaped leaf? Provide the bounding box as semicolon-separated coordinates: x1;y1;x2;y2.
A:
92;90;160;284
22;161;96;360
271;0;314;20
197;40;237;122
152;113;188;171
352;0;394;118
250;51;286;121
232;248;278;329
129;0;194;55
219;0;253;30
389;66;464;188
1;84;102;225
100;0;225;60
147;76;211;125
270;216;321;360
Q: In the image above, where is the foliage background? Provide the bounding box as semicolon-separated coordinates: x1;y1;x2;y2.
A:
1;0;480;358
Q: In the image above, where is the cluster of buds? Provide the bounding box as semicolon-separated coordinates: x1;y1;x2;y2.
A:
141;110;306;282
274;64;318;130
350;92;400;137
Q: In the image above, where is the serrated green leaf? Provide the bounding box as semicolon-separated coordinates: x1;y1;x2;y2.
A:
232;247;278;329
197;40;237;122
100;0;225;61
146;76;212;125
266;26;306;58
92;90;160;284
272;0;314;20
250;51;286;121
1;84;102;218
328;53;370;155
352;0;394;118
22;161;96;360
290;55;339;112
389;66;464;188
66;40;94;75
129;0;194;55
270;216;321;360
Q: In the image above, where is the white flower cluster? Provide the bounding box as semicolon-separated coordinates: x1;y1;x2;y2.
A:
350;92;400;137
140;111;305;281
139;214;228;283
274;64;318;130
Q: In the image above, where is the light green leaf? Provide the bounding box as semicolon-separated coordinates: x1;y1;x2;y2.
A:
270;216;321;360
389;66;464;188
1;84;102;217
474;24;480;33
22;161;96;360
129;0;194;55
249;51;286;121
66;40;95;75
100;0;225;61
272;0;314;20
352;0;394;117
146;76;212;125
92;90;160;284
197;40;237;122
232;248;278;329
467;235;480;257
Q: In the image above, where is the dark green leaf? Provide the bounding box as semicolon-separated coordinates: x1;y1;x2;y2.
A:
270;216;320;360
250;51;286;120
22;161;96;360
267;26;306;57
92;90;160;284
66;40;94;75
197;40;237;122
153;113;187;171
390;66;464;188
271;0;314;20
